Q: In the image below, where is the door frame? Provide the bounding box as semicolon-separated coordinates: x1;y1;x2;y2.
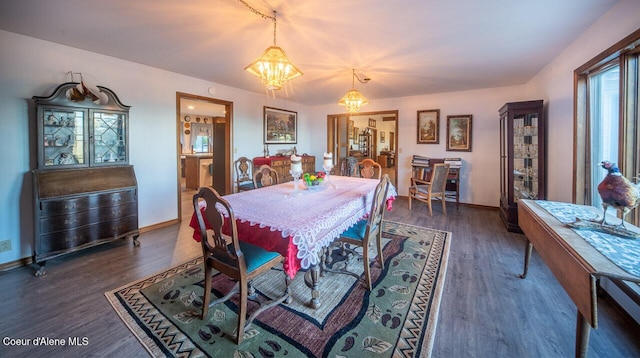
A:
176;92;233;221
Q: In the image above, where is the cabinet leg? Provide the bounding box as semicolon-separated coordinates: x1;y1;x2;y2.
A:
519;240;533;279
132;233;140;247
35;262;47;277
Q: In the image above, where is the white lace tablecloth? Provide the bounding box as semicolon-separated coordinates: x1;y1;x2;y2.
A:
223;176;397;271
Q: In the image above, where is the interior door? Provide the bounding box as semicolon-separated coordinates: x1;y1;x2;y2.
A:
327;114;350;171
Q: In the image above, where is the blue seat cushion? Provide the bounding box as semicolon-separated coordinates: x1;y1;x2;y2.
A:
341;219;368;241
239;241;281;273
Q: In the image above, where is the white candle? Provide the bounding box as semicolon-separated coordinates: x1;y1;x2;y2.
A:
323;152;333;167
291;154;302;172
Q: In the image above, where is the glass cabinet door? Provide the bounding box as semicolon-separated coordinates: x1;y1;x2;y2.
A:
42;108;86;167
92;111;127;164
512;112;539;202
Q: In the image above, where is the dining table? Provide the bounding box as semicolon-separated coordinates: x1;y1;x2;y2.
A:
190;175;397;308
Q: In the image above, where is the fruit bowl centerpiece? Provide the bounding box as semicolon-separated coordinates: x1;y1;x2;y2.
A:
302;172;327;190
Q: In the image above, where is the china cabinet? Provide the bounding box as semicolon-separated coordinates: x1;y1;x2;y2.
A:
31;82;139;275
358;131;372;158
499;100;545;232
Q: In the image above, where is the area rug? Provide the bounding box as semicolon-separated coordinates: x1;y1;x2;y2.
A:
105;221;451;357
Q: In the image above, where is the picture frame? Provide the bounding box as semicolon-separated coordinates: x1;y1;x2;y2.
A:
417;109;439;144
368;118;376;128
446;114;472;151
380;131;385;143
348;119;354;139
264;106;297;144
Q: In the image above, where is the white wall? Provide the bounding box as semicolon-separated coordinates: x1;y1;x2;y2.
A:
312;85;530;206
525;0;640;202
0;30;313;265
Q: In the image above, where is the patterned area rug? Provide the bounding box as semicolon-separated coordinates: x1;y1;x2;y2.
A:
105;221;451;357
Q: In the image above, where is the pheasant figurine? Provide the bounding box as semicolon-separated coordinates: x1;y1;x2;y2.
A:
597;161;640;229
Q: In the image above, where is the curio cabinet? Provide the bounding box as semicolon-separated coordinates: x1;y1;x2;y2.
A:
499;100;545;233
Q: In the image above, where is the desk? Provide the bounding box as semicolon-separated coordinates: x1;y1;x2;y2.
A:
518;200;640;358
192;176;396;308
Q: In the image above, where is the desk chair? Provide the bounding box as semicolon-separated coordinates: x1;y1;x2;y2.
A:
329;174;390;291
409;163;450;216
193;187;290;344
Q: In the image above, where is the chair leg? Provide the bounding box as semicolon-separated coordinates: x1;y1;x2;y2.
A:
428;198;433;217
442;196;447;216
408;195;412;210
201;264;213;319
363;241;372;291
376;232;384;270
236;280;248;345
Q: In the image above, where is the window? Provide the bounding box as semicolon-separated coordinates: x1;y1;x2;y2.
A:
574;29;640;228
193;135;210;153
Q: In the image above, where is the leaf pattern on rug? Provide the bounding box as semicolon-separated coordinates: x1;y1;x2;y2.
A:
173;310;200;324
366;302;382;323
180;290;199;307
158;279;175;293
213;308;226;321
388;285;410;294
363;336;392;353
392;299;409;310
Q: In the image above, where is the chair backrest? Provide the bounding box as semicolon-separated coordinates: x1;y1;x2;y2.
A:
253;164;279;188
359;158;382;179
430;163;450;195
365;174;390;237
234;157;253;189
193;186;247;278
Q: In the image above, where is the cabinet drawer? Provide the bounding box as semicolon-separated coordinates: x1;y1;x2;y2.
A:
270;159;288;167
40;189;136;216
37;215;138;256
39;202;138;234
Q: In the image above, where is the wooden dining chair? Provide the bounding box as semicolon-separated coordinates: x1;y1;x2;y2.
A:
192;186;290;344
253;164;279;188
328;174;390;291
234;157;255;192
358;158;382;180
409;163;450;216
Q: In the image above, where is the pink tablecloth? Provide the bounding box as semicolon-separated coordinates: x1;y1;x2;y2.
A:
191;176;397;278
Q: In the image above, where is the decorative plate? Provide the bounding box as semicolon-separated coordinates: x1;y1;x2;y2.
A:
184;116;191;122
196;117;201;122
184;122;190;128
185;129;191;135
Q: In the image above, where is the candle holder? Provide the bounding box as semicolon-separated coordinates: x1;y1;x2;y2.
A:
289;169;304;197
323;164;335;188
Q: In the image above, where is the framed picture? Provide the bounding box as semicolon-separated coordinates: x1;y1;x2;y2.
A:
264;106;297;144
417;109;439;144
380;131;385;143
446;114;472;151
368;118;376;128
348;119;354;139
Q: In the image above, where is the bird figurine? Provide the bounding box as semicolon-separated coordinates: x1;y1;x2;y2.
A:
597;161;640;229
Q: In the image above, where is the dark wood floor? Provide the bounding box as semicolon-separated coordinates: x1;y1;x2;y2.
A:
1;197;639;357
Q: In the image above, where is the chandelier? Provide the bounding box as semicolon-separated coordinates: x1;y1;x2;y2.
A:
243;8;302;91
338;69;370;113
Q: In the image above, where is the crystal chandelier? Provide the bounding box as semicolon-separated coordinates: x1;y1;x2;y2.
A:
338;69;370;113
244;10;302;91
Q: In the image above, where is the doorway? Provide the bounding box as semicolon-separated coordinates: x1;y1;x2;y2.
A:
327;110;398;188
176;92;233;221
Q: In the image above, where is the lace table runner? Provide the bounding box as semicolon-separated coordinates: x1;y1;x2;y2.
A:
535;200;640;278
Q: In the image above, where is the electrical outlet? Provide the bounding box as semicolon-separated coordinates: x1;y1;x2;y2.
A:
0;240;11;253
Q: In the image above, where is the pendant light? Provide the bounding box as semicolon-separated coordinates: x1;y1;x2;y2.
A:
338;69;370;113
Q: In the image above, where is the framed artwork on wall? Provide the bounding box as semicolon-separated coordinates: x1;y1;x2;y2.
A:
348;119;354;139
368;118;376;128
380;131;385;143
417;109;439;144
446;114;472;151
264;106;297;144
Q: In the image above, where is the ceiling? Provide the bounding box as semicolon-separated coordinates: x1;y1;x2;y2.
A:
0;0;619;107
